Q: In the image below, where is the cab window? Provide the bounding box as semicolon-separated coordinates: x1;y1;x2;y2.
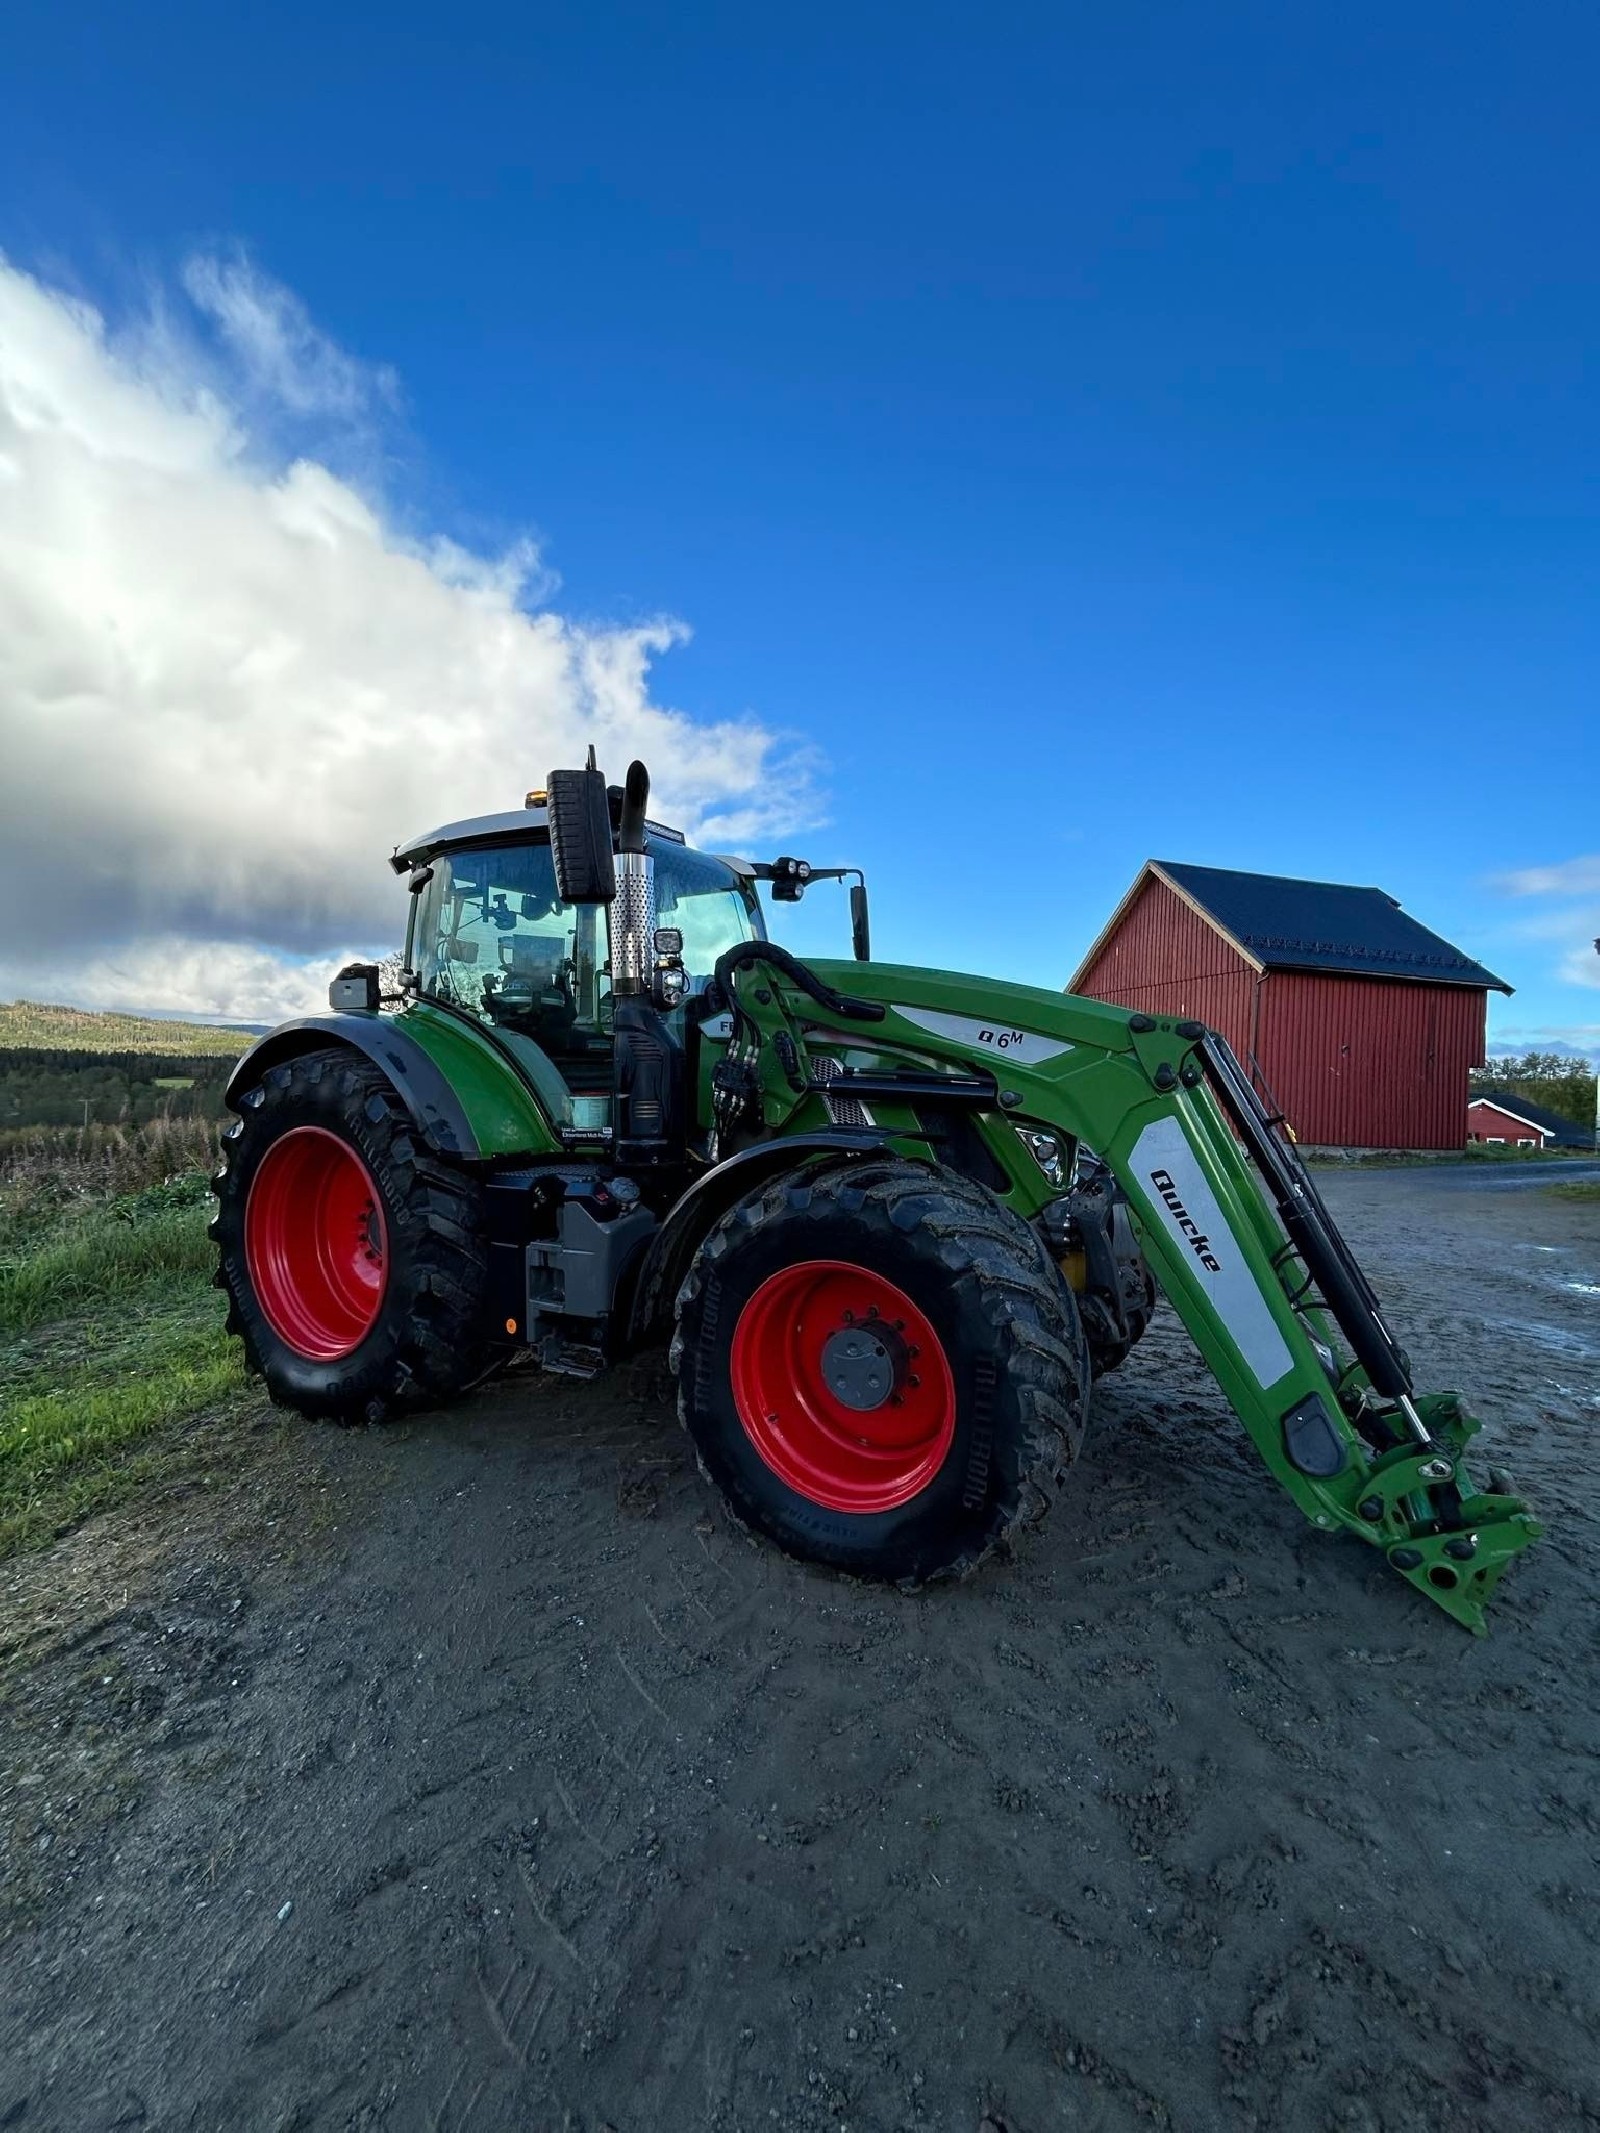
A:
653;843;764;984
415;842;610;1061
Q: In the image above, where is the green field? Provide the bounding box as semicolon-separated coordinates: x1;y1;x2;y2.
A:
0;1000;258;1056
0;1003;260;1555
0;1000;259;1137
0;1164;254;1554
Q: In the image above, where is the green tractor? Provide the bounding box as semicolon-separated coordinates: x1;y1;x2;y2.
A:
211;755;1539;1630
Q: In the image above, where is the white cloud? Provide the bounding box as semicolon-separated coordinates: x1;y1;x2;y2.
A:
181;249;399;421
1493;856;1600;899
0;250;815;1019
4;940;355;1023
1488;854;1600;997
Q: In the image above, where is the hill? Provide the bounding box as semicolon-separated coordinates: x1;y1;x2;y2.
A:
0;1001;258;1058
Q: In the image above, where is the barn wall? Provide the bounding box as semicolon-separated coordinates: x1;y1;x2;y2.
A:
1073;875;1259;1058
1258;973;1487;1149
1467;1100;1543;1146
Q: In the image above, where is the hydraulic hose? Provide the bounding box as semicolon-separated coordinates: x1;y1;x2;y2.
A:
712;939;886;1038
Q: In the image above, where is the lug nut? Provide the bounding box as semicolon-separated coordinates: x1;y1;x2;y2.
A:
1357;1496;1385;1523
1444;1536;1477;1561
1390;1547;1423;1571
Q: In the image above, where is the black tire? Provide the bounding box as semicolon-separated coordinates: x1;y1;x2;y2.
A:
1084;1202;1159;1378
210;1046;490;1422
671;1157;1090;1584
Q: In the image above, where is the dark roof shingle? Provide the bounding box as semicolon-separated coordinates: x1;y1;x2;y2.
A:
1155;861;1511;993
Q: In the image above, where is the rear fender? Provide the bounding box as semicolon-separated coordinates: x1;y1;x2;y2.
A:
226;1015;483;1158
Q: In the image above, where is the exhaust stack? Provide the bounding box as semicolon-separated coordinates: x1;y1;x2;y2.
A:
611;759;655;998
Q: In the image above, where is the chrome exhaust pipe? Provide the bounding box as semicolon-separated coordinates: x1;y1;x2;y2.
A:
611;760;655;998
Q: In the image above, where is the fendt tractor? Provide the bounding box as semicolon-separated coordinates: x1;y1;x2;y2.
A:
212;755;1540;1632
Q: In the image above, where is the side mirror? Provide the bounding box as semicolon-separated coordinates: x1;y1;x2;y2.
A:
545;750;616;905
850;882;871;962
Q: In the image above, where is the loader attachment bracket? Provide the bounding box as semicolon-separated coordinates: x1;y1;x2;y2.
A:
1185;1031;1542;1631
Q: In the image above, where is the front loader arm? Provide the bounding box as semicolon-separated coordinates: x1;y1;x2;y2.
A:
715;953;1541;1634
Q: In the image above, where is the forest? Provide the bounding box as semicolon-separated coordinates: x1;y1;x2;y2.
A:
1473;1050;1597;1131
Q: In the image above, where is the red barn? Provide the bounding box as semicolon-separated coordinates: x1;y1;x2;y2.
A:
1070;861;1512;1151
1466;1096;1547;1147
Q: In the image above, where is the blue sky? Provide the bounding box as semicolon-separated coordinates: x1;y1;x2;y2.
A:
3;1;1598;1050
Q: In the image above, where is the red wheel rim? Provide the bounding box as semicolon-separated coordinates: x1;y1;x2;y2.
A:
728;1260;956;1513
244;1126;388;1361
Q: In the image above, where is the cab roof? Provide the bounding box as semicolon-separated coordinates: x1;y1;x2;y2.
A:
390;802;687;874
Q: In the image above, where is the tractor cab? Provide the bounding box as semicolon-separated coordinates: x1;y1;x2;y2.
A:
392;798;765;1137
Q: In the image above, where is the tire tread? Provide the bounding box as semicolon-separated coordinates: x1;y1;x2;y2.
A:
673;1155;1090;1584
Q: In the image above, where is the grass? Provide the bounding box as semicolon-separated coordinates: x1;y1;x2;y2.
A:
0;1289;249;1555
0;1191;218;1340
0;1150;253;1557
1461;1139;1586;1162
1546;1180;1600;1204
1308;1141;1584;1168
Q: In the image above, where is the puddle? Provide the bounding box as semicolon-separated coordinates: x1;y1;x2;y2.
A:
1561;1282;1600;1297
1493;1317;1600;1361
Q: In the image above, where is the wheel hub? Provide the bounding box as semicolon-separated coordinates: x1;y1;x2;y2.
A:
820;1321;906;1411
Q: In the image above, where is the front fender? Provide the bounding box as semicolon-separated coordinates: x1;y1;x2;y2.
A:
626;1130;901;1347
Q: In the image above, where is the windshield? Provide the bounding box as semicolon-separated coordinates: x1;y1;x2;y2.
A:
653;841;763;977
411;836;762;1059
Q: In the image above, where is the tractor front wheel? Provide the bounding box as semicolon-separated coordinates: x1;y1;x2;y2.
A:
211;1047;489;1421
672;1159;1090;1584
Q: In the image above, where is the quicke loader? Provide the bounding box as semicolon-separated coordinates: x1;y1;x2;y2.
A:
212;756;1540;1632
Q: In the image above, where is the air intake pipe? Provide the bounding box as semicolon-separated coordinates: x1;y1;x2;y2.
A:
611;759;655;998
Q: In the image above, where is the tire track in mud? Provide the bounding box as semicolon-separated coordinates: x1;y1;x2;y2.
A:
1;1170;1597;2131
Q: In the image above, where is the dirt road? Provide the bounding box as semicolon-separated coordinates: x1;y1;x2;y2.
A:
2;1166;1597;2133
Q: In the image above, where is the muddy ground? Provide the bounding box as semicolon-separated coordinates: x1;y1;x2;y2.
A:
2;1164;1597;2133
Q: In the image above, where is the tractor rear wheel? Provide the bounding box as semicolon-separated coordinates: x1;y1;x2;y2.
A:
672;1158;1090;1584
211;1046;489;1422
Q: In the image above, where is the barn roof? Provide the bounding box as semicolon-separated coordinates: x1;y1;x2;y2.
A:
1470;1089;1590;1147
1072;860;1512;993
1155;861;1512;990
